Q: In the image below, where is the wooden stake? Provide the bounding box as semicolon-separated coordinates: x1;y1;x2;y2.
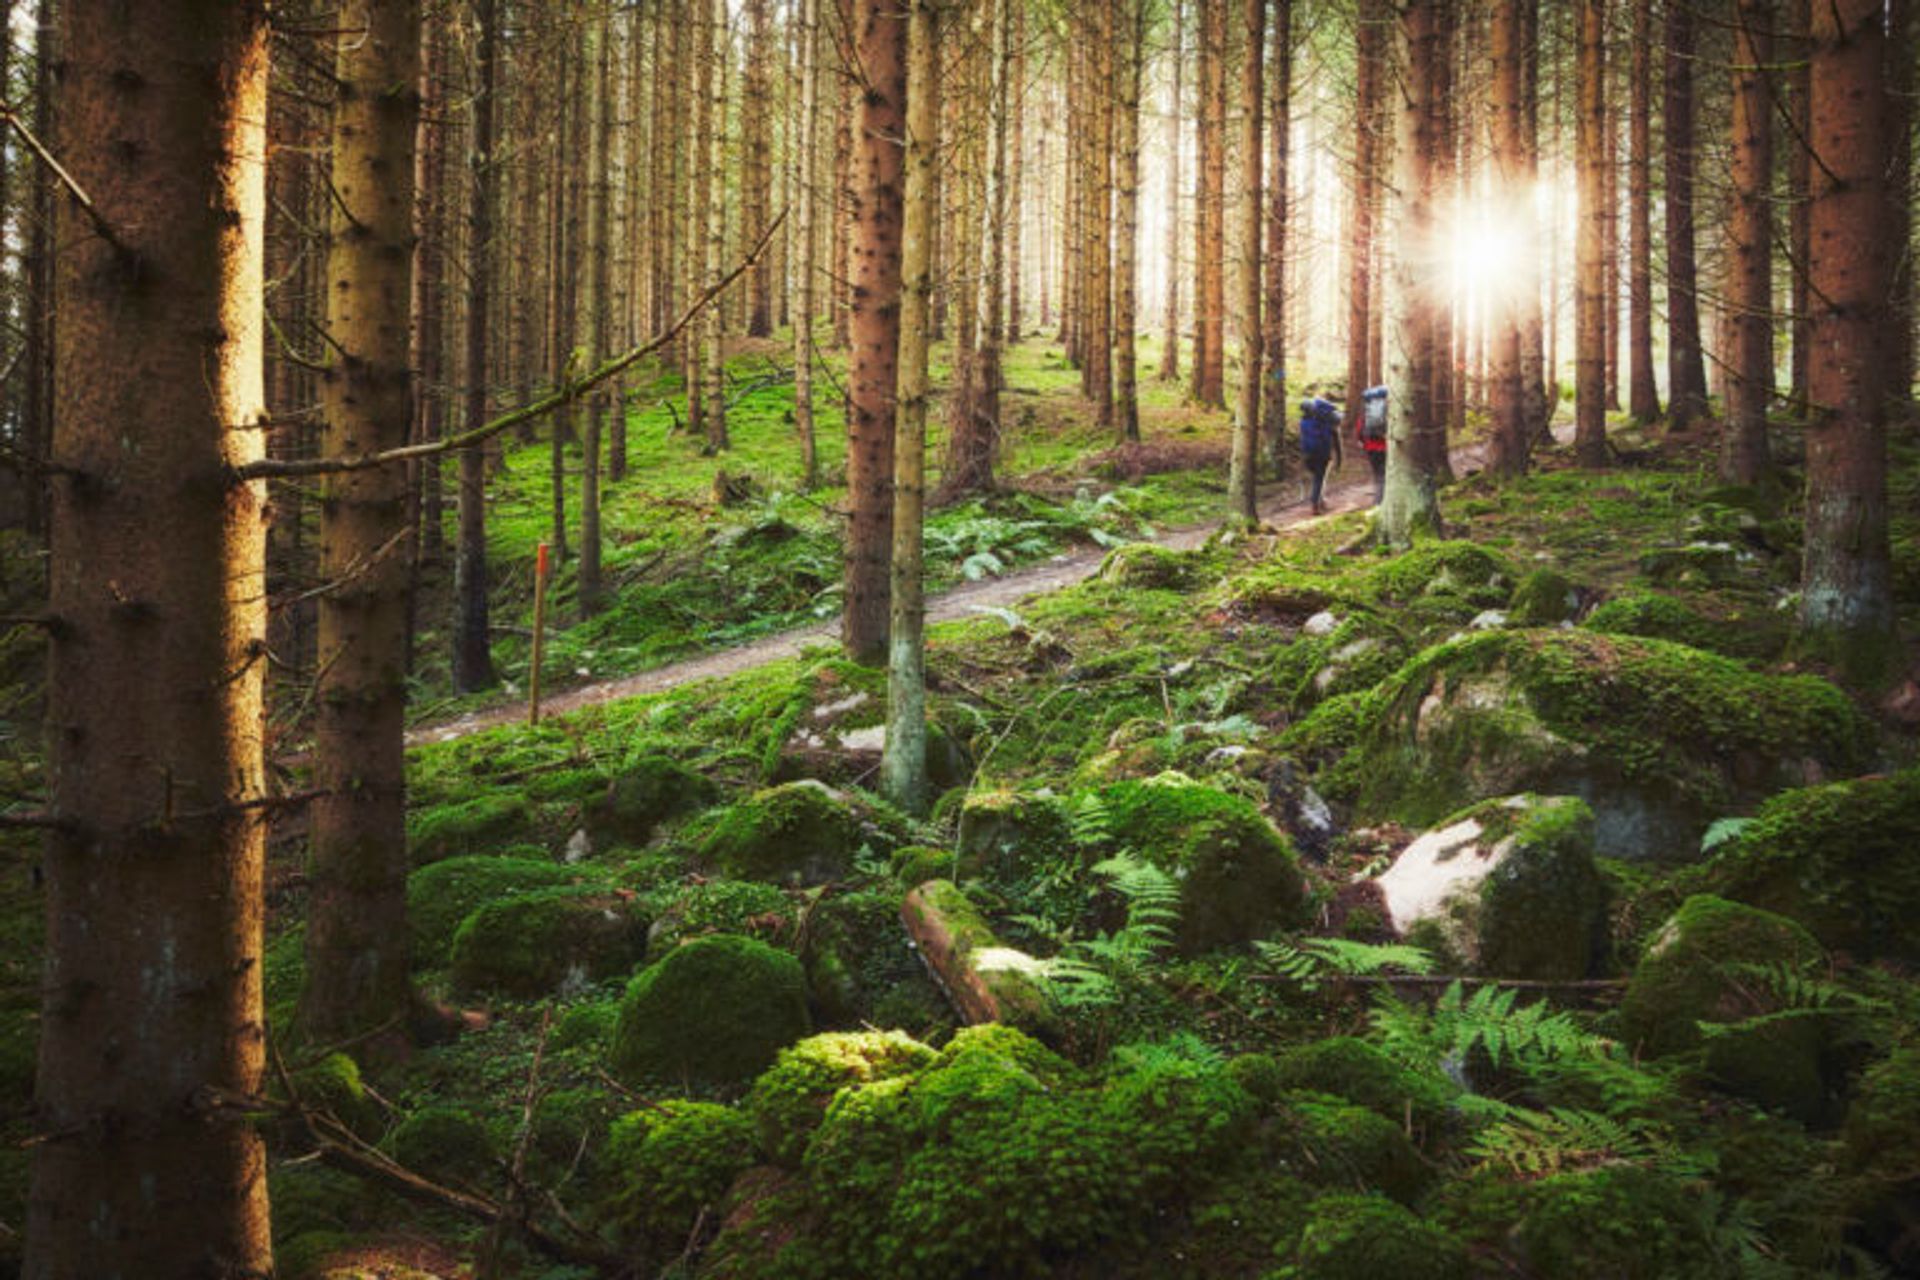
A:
528;542;550;725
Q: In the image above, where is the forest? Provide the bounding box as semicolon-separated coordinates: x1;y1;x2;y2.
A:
0;0;1917;1276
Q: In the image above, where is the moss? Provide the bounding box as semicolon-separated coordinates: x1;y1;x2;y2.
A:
697;781;871;885
1270;612;1410;710
610;934;811;1087
1361;539;1518;615
406;792;535;863
448;886;648;999
1585;588;1789;663
269;1162;374;1247
1270;1092;1431;1206
289;1052;375;1135
1267;1037;1456;1132
954;788;1075;881
802;886;939;1028
888;844;955;886
1637;542;1748;588
901;879;1059;1037
550;998;620;1053
1507;568;1578;625
586;754;717;845
1843;1047;1920;1184
1691;768;1920;964
601;1099;759;1247
743;1031;938;1166
1618;895;1830;1121
1467;794;1609;980
387;1104;497;1188
1169;1172;1315;1280
1275;1192;1470;1280
1094;775;1306;953
1514;1167;1725;1279
644;878;797;953
1100;541;1202;590
405;855;578;968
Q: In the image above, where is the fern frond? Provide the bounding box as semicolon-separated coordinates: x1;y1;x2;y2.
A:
1257;937;1438;992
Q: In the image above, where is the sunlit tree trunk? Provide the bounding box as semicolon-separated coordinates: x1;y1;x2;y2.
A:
1114;0;1144;443
1663;0;1707;428
28;3;273;1274
453;0;499;692
1006;0;1026;345
1887;2;1916;398
580;12;612;616
1227;0;1264;524
795;0;822;490
1487;0;1528;475
1261;0;1293;471
705;0;731;451
1626;0;1658;422
1787;0;1812;415
1519;0;1548;433
1193;0;1226;406
1083;0;1114;424
744;0;774;336
1573;0;1607;466
1346;0;1383;411
1160;0;1184;382
1722;0;1774;486
1799;0;1897;681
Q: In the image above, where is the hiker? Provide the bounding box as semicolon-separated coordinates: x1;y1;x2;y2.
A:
1298;395;1344;515
1359;385;1389;505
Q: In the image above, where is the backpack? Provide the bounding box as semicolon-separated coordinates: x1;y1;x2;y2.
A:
1299;398;1338;454
1361;387;1389;444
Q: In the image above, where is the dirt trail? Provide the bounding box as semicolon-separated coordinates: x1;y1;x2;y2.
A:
407;446;1486;748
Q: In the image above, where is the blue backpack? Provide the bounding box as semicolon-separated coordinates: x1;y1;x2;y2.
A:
1299;398;1338;455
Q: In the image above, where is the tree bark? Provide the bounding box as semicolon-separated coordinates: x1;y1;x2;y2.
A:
1346;0;1383;409
1787;0;1812;415
1662;0;1707;429
453;0;499;693
744;0;775;336
1160;0;1184;382
1261;0;1293;472
705;0;731;451
1226;0;1264;523
1005;0;1026;345
1192;0;1226;407
1573;0;1607;466
842;0;906;666
580;12;612;617
1487;0;1528;475
1626;0;1659;422
1722;0;1774;486
28;2;273;1274
795;0;822;490
1799;0;1896;681
1114;0;1144;443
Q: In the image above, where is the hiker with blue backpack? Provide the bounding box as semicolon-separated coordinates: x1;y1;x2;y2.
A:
1297;394;1344;515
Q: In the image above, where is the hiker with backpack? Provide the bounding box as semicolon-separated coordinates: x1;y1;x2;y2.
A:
1358;385;1389;505
1298;394;1344;515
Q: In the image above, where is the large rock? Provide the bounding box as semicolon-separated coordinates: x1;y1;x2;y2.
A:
585;755;716;846
1305;629;1868;860
1369;794;1607;980
448;887;648;998
697;780;896;886
610;934;811;1087
954;788;1075;881
405;855;579;968
1689;767;1920;965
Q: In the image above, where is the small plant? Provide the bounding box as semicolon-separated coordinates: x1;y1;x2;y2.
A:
1257;936;1438;992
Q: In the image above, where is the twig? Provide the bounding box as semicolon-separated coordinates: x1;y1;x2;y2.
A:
0;105;125;252
234;209;788;482
1250;973;1630;992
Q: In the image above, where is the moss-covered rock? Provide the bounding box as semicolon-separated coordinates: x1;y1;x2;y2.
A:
1271;611;1410;710
1093;774;1306;953
1618;895;1830;1120
610;934;811;1087
1585;588;1790;663
550;997;621;1052
1277;1192;1470;1280
1264;1036;1457;1133
601;1099;759;1247
407;792;535;863
387;1104;497;1188
1513;1166;1726;1279
697;781;876;885
1507;568;1579;626
405;854;578;968
268;1162;374;1255
743;1030;938;1166
587;754;717;845
1373;795;1608;980
800;885;944;1029
888;844;954;887
1842;1046;1920;1270
1303;629;1867;860
1270;1092;1431;1205
1638;542;1749;588
528;1085;618;1183
448;886;648;998
644;878;796;954
1100;541;1202;590
954;788;1075;881
1363;540;1518;612
1691;768;1920;965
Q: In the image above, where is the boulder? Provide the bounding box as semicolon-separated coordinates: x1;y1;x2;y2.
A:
1507;568;1580;626
1272;610;1410;709
743;1031;938;1166
1099;541;1201;590
1280;1193;1470;1280
610;934;811;1086
1369;795;1607;980
405;855;578;968
406;792;535;864
698;780;891;886
448;887;648;998
585;755;716;846
954;788;1075;881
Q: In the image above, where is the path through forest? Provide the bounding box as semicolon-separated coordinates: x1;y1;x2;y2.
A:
409;436;1513;747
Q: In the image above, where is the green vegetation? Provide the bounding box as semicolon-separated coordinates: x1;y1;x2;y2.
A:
610;934;812;1086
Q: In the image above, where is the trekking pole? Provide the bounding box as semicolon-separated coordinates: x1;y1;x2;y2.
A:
528;542;550;726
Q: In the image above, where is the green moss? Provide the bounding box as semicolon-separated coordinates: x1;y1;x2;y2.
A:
1691;768;1920;964
1514;1167;1724;1279
1467;794;1609;980
387;1104;497;1187
610;934;811;1087
1618;895;1829;1120
269;1162;373;1246
550;998;620;1053
900;880;1059;1037
954;788;1076;881
743;1030;938;1166
644;878;797;953
406;792;536;863
1585;588;1789;663
448;886;648;998
1100;541;1202;590
1267;1037;1457;1132
601;1099;759;1246
288;1052;375;1135
405;855;579;968
1271;612;1410;710
802;886;939;1028
1361;539;1518;614
889;844;955;886
1508;568;1578;625
1844;1047;1920;1183
528;1086;618;1182
1275;1192;1470;1280
697;781;868;885
1271;1092;1431;1206
587;754;717;845
1094;775;1306;953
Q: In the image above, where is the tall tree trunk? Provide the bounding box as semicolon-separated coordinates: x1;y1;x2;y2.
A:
1226;0;1264;523
842;0;906;666
300;0;422;1052
1114;0;1144;443
1083;0;1115;424
832;7;855;350
1005;0;1026;345
1602;45;1621;412
795;0;822;490
1663;0;1707;428
1626;0;1659;422
883;0;937;816
1573;0;1607;466
1379;0;1443;546
580;12;612;616
1519;0;1547;431
1798;0;1896;680
1424;0;1456;479
1887;2;1916;399
1160;0;1184;381
454;0;499;693
1788;0;1812;414
1192;0;1226;406
744;0;774;335
1261;0;1293;471
977;0;1012;470
1722;0;1774;486
413;9;449;568
686;0;712;440
1346;0;1383;411
705;0;731;451
1487;0;1528;475
548;37;576;558
19;2;53;541
28;3;273;1275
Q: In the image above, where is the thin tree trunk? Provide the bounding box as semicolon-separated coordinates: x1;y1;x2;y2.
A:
1663;0;1707;428
1626;0;1659;422
454;0;499;693
1519;0;1548;434
1261;0;1292;471
1346;0;1383;411
1005;0;1026;345
1160;0;1184;381
1722;0;1774;486
842;0;906;666
1798;0;1896;680
1114;0;1144;443
19;2;53;541
1788;0;1812;415
744;0;774;335
1886;2;1916;399
1574;0;1607;466
28;3;274;1274
1193;0;1226;406
1227;0;1264;523
705;0;731;451
1084;0;1114;424
1488;0;1528;475
883;0;936;816
580;12;612;616
795;0;822;490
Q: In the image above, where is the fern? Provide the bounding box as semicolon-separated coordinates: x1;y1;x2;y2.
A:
1257;936;1438;992
1696;961;1889;1042
1029;854;1181;1011
1465;1105;1698;1177
1069;792;1116;851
